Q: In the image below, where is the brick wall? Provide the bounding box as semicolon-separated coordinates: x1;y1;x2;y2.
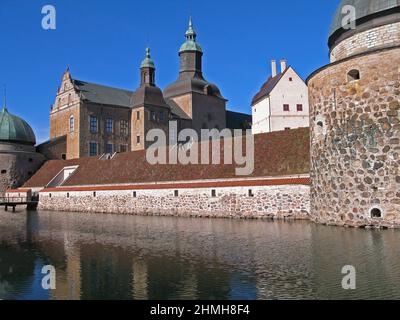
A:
330;22;400;62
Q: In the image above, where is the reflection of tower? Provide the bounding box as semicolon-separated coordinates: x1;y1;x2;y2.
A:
132;258;148;300
50;236;81;300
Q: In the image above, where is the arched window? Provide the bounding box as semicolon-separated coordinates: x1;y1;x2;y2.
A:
347;69;360;82
69;116;74;132
370;207;383;219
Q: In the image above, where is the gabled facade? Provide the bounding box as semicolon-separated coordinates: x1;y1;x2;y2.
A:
251;60;309;134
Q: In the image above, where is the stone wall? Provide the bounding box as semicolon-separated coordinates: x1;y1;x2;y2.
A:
38;184;310;220
330;22;400;62
0;143;45;196
308;47;400;228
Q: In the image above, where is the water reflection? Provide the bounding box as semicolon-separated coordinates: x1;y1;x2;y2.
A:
0;210;400;300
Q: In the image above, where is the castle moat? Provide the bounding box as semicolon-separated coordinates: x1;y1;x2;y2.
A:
1;209;400;300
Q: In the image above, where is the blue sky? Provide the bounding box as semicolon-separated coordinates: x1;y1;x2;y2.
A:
0;0;339;143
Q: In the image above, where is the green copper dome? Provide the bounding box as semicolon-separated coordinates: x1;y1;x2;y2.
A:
0;107;36;144
140;48;155;69
179;17;203;53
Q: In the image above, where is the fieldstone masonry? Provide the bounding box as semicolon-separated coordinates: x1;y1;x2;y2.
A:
309;47;400;228
38;185;310;220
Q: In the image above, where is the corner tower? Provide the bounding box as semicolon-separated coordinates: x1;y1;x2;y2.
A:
164;18;227;136
308;1;400;228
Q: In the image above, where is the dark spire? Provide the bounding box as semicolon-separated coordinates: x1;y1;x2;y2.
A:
140;47;156;86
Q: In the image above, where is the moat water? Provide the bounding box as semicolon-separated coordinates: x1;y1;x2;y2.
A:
1;209;400;300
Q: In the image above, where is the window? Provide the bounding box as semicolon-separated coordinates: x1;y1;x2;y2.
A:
150;111;156;121
137;111;140;120
61;154;66;160
289;77;293;81
69;116;74;132
248;189;254;197
133;191;137;198
106;143;113;154
89;142;98;157
105;118;113;133
49;193;52;198
67;193;70;198
120;144;128;153
174;190;179;197
136;135;141;144
297;104;303;112
211;190;216;197
283;104;290;112
120;120;128;136
90;116;98;133
1;170;6;174
93;192;96;197
347;69;360;82
370;207;382;218
159;111;165;121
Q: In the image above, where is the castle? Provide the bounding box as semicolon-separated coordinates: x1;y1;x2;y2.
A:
47;18;251;160
3;1;400;228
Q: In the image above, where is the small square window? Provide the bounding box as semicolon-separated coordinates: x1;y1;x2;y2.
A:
289;77;293;81
174;190;179;197
297;104;303;112
211;189;216;197
133;191;137;198
136;135;141;144
283;104;290;112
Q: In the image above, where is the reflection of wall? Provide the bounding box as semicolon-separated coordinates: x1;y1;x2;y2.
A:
132;258;148;300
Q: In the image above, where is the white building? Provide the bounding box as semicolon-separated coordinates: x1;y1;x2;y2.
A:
251;60;309;134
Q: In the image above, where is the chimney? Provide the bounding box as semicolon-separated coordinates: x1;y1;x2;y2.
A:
271;60;277;77
280;59;287;73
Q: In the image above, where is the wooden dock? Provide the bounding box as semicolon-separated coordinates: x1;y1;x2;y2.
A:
0;197;39;212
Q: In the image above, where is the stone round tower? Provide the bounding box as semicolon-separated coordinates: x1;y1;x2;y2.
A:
0;105;45;195
308;0;400;227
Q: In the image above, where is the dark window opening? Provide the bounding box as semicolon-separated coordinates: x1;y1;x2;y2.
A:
67;193;70;198
371;208;382;218
137;111;140;120
289;77;293;81
61;154;66;160
133;191;137;198
90;115;98;133
1;170;6;174
297;104;303;112
174;190;179;197
285;127;291;130
248;189;254;197
93;192;96;197
28;171;32;176
317;121;324;127
28;158;33;163
49;193;52;198
211;189;216;197
283;104;290;112
348;69;360;82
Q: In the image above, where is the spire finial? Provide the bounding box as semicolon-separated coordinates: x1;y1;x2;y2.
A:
146;47;151;58
2;85;7;112
185;16;196;41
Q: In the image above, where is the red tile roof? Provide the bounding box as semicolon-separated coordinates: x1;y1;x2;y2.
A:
24;128;310;189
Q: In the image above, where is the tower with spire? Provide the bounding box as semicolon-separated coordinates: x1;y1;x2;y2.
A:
164;17;227;136
130;48;170;151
